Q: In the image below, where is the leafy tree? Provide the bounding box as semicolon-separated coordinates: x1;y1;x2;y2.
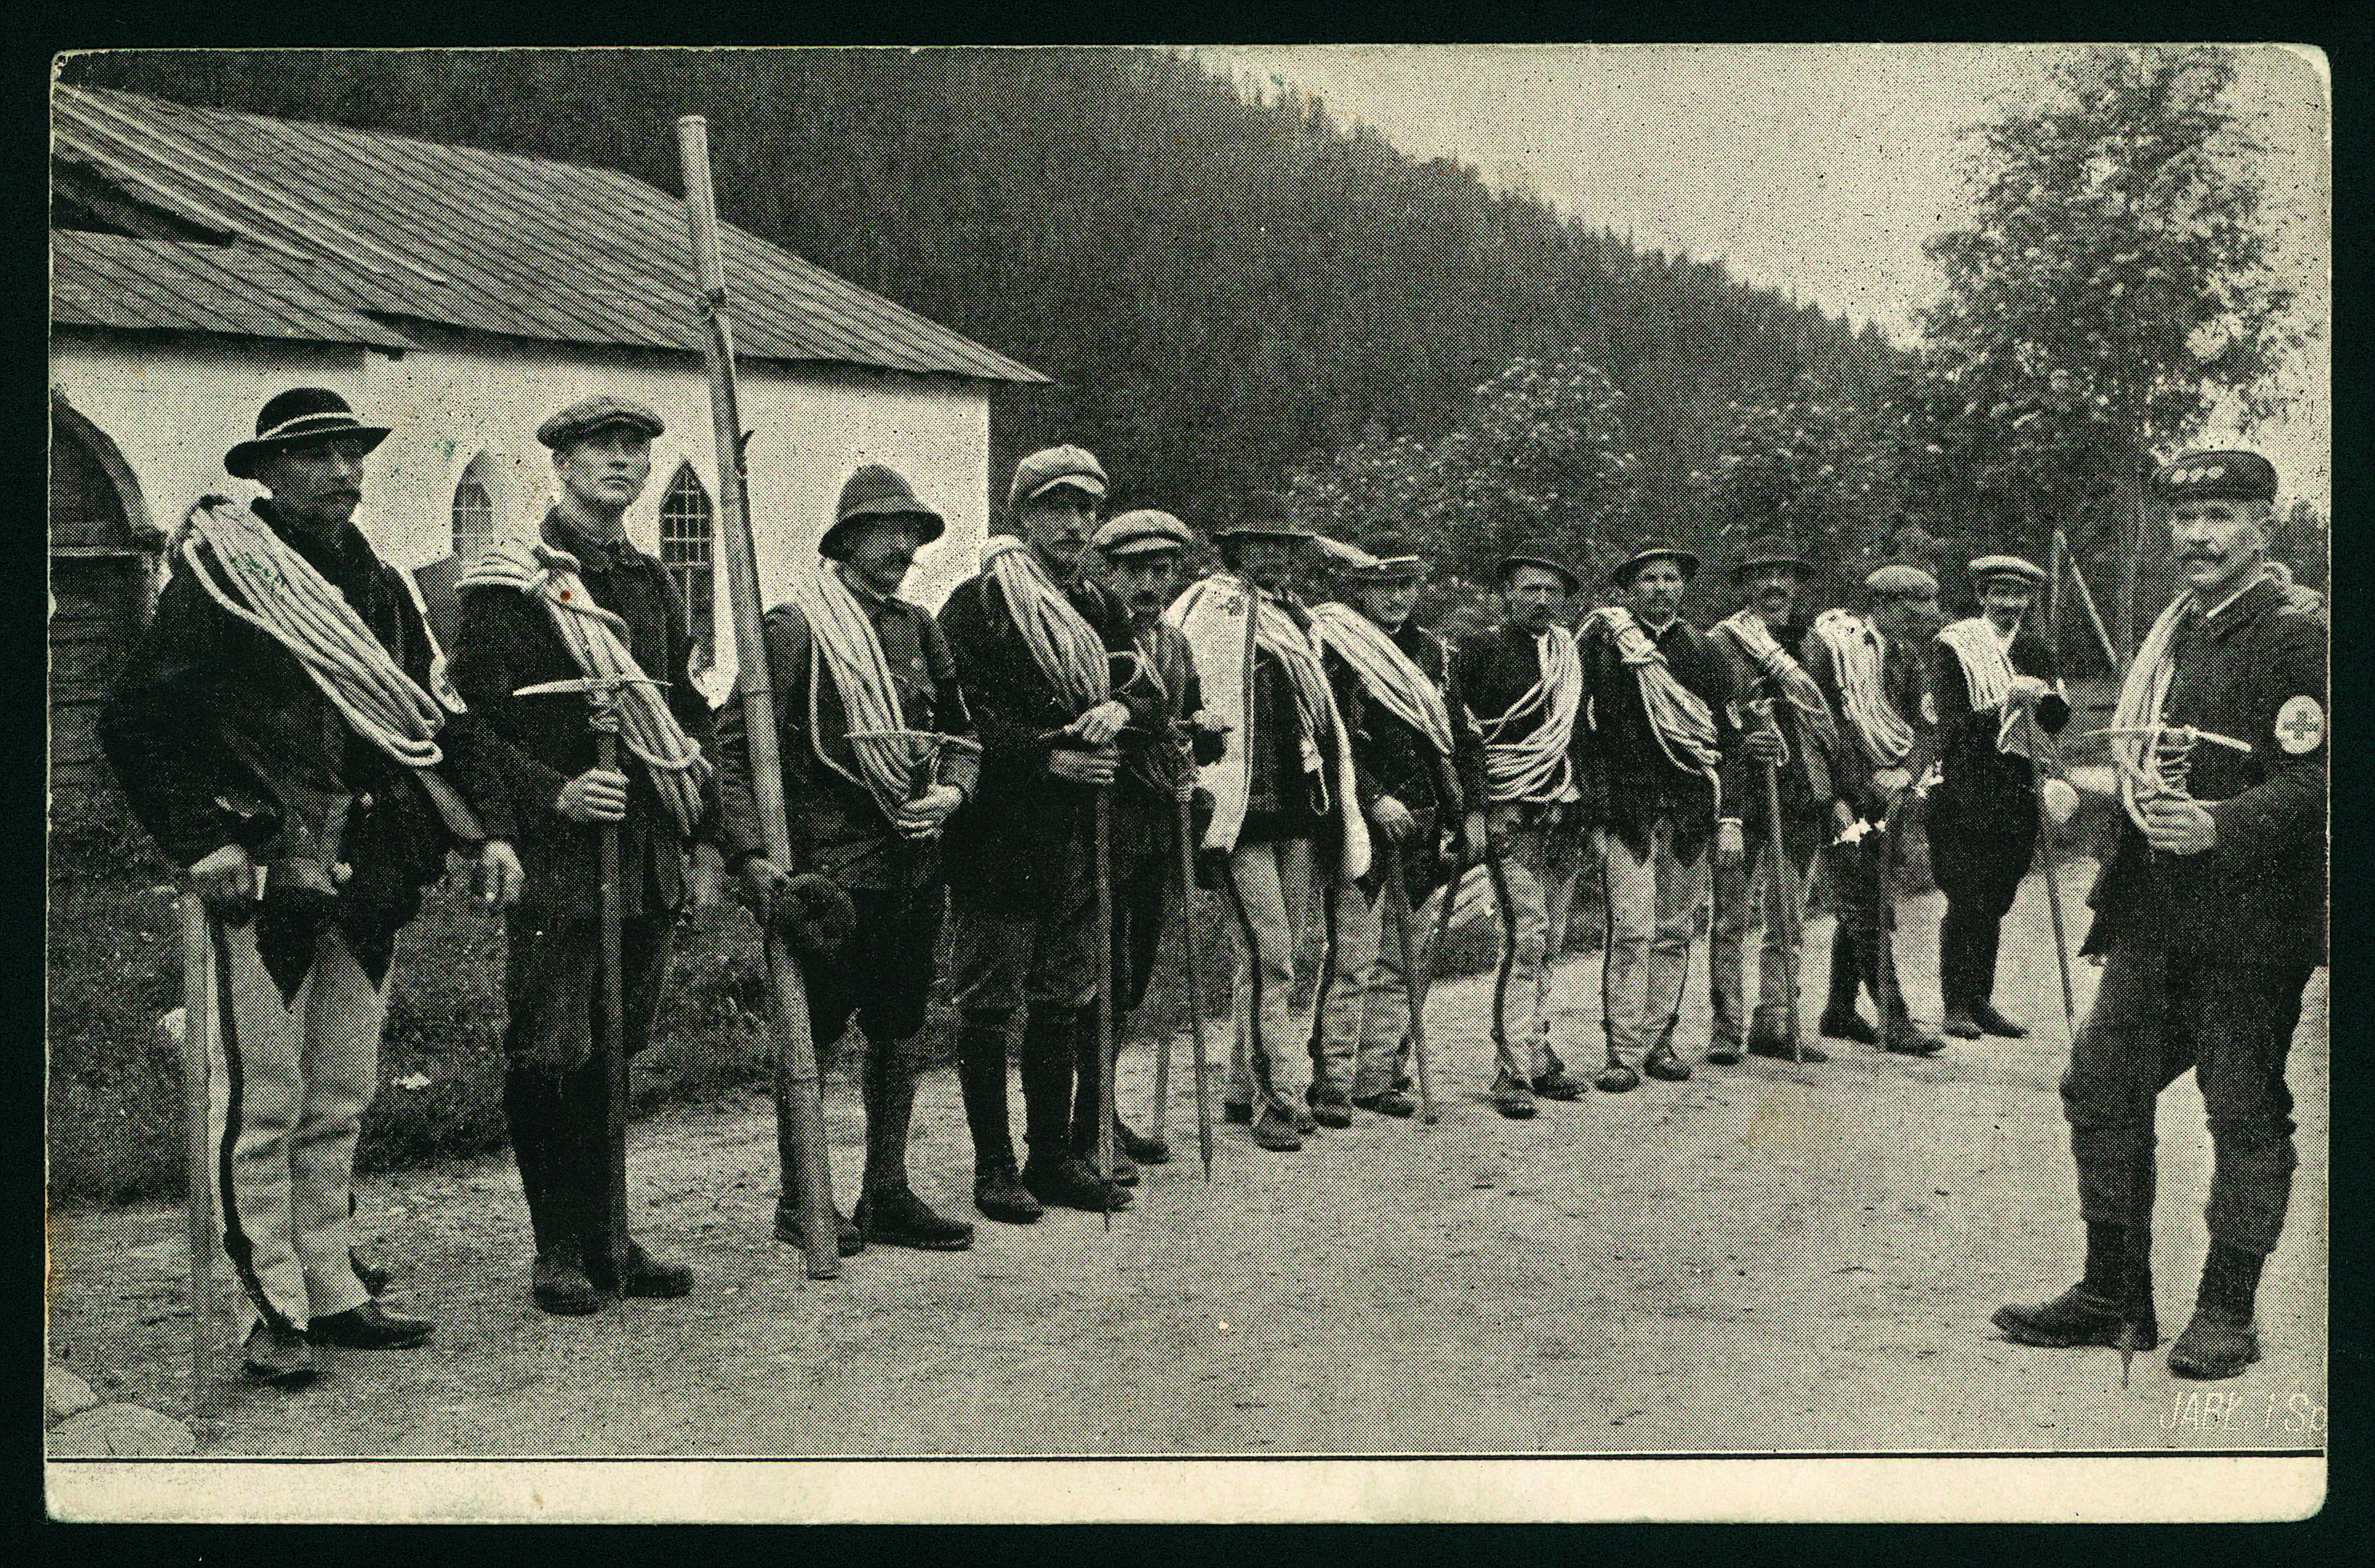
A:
1690;374;1892;568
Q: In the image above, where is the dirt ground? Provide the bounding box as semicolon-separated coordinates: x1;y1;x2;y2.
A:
47;864;2327;1458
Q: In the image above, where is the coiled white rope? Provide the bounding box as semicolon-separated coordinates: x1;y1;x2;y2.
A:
1470;628;1581;804
1812;608;1914;769
787;557;930;819
981;534;1111;716
1580;607;1722;813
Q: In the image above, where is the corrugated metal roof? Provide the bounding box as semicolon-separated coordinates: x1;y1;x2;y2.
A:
52;85;1046;384
51;229;419;349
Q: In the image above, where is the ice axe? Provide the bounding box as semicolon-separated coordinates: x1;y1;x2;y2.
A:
513;674;666;1285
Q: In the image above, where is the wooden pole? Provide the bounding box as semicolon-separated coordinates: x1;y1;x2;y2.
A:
675;116;839;1281
2056;529;2123;677
1094;789;1117;1229
1172;789;1216;1179
594;719;630;1284
178;895;217;1417
1378;836;1439;1125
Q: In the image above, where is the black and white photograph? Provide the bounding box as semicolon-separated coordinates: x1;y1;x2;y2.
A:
42;43;2328;1522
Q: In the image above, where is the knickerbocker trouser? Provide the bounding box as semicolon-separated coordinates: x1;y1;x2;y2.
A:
204;919;385;1333
2061;941;2313;1257
1600;816;1709;1057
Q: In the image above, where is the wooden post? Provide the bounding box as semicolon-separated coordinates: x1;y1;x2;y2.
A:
178;895;217;1416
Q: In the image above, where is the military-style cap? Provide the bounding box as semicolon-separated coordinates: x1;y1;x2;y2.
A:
1865;562;1940;599
1312;531;1425;580
1611;542;1700;585
225;387;390;479
1733;535;1813;576
1496;552;1581;596
821;463;946;557
1093;509;1191;557
536;394;665;451
1008;445;1108;510
2154;448;2276;505
1212;491;1314;543
1967;555;2047;589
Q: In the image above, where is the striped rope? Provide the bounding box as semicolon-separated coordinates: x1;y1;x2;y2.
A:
981;534;1111;716
1469;627;1581;805
1811;609;1913;768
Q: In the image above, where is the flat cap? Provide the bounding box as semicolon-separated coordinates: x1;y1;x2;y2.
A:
1967;555;2047;589
821;464;946;557
1094;509;1191;557
1009;445;1108;509
1733;534;1813;575
1213;491;1313;542
1496;553;1581;596
1611;541;1700;585
536;394;664;450
2154;448;2276;505
1865;562;1940;598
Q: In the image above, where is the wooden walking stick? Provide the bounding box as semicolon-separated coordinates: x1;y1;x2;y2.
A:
178;894;218;1416
1171;779;1216;1179
2055;528;2124;677
677;115;839;1280
1094;786;1118;1229
1377;835;1441;1125
2036;537;2079;1038
1755;704;1805;1065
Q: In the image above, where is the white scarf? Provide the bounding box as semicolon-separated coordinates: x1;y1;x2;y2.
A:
1936;615;2029;755
1165;575;1369;879
1711;609;1836;766
1308;602;1454;760
1811;608;1913;768
980;535;1110;716
1468;626;1583;805
1580;607;1722;809
784;558;932;820
174;498;449;769
460;537;712;836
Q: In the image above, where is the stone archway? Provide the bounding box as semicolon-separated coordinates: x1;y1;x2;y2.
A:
49;399;156;807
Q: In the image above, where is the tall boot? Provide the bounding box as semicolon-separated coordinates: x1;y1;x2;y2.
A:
1820;921;1877;1043
501;1065;570;1256
955;1013;1039;1223
1967;922;2026;1037
1875;945;1945;1055
1025;1006;1129;1211
1068;1010;1136;1184
1995;1219;2158;1349
2170;1242;2265;1379
1940;904;1981;1037
853;1034;972;1250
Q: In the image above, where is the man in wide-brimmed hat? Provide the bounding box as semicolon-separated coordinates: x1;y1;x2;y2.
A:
1704;537;1849;1065
941;446;1139;1217
102;387;495;1384
1164;493;1369;1152
1575;543;1741;1090
1451;549;1596;1118
1307;532;1485;1118
717;462;979;1259
1924;554;2069;1040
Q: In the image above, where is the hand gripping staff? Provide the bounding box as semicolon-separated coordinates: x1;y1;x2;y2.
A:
677;116;838;1280
514;675;669;1289
1746;686;1805;1065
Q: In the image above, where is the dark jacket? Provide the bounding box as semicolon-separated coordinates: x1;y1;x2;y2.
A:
1325;615;1486;900
99;500;482;989
712;587;976;892
1706;615;1842;833
2081;575;2327;967
938;564;1136;907
448;511;714;920
1799;621;1936;821
1109;616;1220;866
1237;593;1354;853
1926;624;2068;845
1453;621;1603;822
1579;613;1738;861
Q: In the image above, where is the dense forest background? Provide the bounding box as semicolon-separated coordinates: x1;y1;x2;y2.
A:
62;49;1900;571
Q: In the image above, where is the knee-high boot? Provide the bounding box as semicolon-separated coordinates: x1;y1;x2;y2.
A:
502;1065;570;1255
955;1014;1018;1174
854;1032;974;1250
1018;1004;1077;1171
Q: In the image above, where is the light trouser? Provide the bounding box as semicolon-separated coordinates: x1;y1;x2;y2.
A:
1600;817;1711;1057
203;918;385;1334
1220;834;1322;1113
1480;809;1586;1083
1709;820;1820;1047
1318;875;1456;1101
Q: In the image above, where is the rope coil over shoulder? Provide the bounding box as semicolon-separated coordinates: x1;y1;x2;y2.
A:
1309;602;1455;761
1579;606;1722;813
1813;608;1913;769
1712;609;1836;768
1468;627;1581;806
785;558;933;820
980;534;1111;716
459;538;710;836
1936;616;2029;755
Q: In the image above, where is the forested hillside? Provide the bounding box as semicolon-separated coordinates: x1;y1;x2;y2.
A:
63;48;1901;537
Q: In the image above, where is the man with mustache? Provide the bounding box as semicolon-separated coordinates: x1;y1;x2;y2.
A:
1089;509;1226;1168
941;446;1136;1217
1997;450;2326;1382
1926;555;2070;1040
104;389;492;1383
1705;537;1848;1065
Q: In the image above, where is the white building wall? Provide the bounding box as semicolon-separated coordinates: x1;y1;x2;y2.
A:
51;327;993;696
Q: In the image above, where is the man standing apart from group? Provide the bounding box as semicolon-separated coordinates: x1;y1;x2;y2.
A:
941;446;1136;1217
1996;450;2325;1381
715;464;979;1256
1705;537;1847;1065
1309;534;1484;1118
1927;555;2070;1040
1166;494;1369;1152
1576;543;1739;1090
1802;565;1947;1056
1452;551;1595;1118
451;396;721;1315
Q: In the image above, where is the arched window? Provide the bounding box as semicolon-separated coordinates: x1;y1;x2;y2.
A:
451;455;495;562
659;463;715;670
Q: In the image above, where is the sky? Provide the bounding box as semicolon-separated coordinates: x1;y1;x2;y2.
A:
1195;44;2330;511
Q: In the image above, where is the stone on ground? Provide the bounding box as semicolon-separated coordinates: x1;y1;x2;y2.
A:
47;1402;196;1456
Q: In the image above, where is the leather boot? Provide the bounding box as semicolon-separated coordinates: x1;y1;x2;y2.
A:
1747;1005;1824;1062
2169;1244;2264;1379
532;1240;605;1316
955;1015;1020;1176
1305;1082;1354;1129
1114;1115;1171;1163
1643;1036;1692;1081
1531;1051;1584;1100
1994;1222;2156;1349
1491;1071;1538;1120
856;1186;975;1251
1067;1015;1138;1183
243;1318;319;1385
308;1301;435;1348
1971;1000;2029;1039
585;1239;693;1299
1024;1152;1134;1210
1594;1038;1641;1094
1020;1006;1080;1173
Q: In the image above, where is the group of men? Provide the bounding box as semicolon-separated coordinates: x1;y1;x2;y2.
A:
99;383;2323;1394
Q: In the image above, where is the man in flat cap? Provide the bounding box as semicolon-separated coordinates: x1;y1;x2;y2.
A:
449;395;721;1314
941;446;1137;1216
1997;449;2326;1381
1576;543;1740;1090
1705;537;1848;1065
716;464;979;1257
102;388;495;1383
1307;533;1484;1118
1166;494;1369;1152
1927;555;2070;1040
1803;565;1946;1056
1452;551;1596;1118
1091;510;1227;1165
